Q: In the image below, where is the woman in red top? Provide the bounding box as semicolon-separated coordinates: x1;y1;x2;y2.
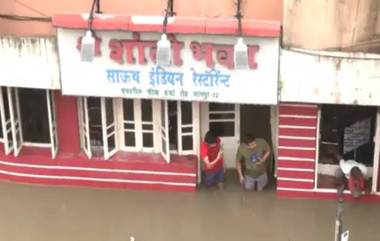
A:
201;131;224;189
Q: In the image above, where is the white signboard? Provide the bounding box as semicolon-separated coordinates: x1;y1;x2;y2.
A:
344;118;371;154
0;37;60;89
281;49;380;106
57;29;279;104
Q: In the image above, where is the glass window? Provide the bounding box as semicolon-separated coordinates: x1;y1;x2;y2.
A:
141;99;153;122
182;136;193;151
143;133;154;148
105;98;114;125
124;132;135;147
88;97;102;146
181;102;192;125
123;99;134;121
209;103;234;111
210;122;235;137
18;88;50;143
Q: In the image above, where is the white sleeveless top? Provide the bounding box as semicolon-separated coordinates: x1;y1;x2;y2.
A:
339;159;368;178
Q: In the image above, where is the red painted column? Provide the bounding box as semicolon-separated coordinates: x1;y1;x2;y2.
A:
378;156;380;191
54;90;80;154
277;103;319;195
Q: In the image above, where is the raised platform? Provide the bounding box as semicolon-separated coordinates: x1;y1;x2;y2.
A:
0;146;198;192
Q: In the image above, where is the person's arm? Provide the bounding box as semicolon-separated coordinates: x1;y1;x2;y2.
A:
208;139;223;166
209;149;223;166
258;141;271;165
258;150;271;164
237;160;244;183
201;143;212;169
203;156;212;168
236;148;244;183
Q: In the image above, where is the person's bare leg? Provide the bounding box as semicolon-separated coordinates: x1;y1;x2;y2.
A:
256;173;268;191
217;182;224;190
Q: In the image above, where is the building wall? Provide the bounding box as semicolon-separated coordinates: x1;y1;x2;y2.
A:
0;36;60;89
0;0;282;36
55;91;80;154
277;103;318;194
283;0;380;52
280;49;380;106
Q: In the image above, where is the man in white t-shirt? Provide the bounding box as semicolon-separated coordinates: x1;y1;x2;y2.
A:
335;154;368;198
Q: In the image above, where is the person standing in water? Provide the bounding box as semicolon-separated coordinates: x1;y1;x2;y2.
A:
201;131;225;190
236;134;271;191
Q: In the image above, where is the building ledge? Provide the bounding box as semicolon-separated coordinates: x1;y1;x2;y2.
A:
0;146;197;192
52;13;281;37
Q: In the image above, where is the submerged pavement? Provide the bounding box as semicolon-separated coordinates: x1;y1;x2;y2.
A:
0;181;378;241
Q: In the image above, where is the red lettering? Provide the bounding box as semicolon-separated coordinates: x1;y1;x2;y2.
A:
109;39;123;64
132;33;146;65
248;45;260;69
122;40;136;64
114;33;157;65
214;45;234;69
149;45;157;64
74;34;260;70
142;41;156;64
190;41;214;68
168;35;184;66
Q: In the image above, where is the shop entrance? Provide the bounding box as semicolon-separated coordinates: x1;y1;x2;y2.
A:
0;87;58;158
317;104;378;191
201;103;275;172
240;104;275;176
201;103;240;168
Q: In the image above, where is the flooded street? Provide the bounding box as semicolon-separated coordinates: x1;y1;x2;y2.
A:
0;181;379;241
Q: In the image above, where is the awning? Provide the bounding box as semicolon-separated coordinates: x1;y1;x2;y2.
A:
53;14;280;37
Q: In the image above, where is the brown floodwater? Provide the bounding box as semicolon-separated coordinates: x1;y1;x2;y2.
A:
0;180;378;241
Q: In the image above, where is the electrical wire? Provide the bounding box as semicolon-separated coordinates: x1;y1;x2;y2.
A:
235;0;243;36
162;0;175;34
87;0;98;30
13;0;49;17
0;14;51;22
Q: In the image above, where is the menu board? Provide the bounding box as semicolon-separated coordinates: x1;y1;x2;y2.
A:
343;118;371;154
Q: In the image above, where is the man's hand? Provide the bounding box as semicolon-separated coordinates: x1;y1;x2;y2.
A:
256;158;265;165
209;160;218;168
239;175;244;184
204;160;213;169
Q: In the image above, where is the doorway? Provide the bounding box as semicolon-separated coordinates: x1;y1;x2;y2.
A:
240;104;274;176
201;102;240;168
201;103;274;172
317;104;377;190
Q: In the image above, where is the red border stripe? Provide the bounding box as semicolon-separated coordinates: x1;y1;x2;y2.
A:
278;149;316;159
279;106;318;116
278;138;316;148
277;170;315;179
277;180;314;189
279;117;317;126
277;160;315;169
2;174;195;192
52;14;280;37
0;163;195;183
279;128;317;137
